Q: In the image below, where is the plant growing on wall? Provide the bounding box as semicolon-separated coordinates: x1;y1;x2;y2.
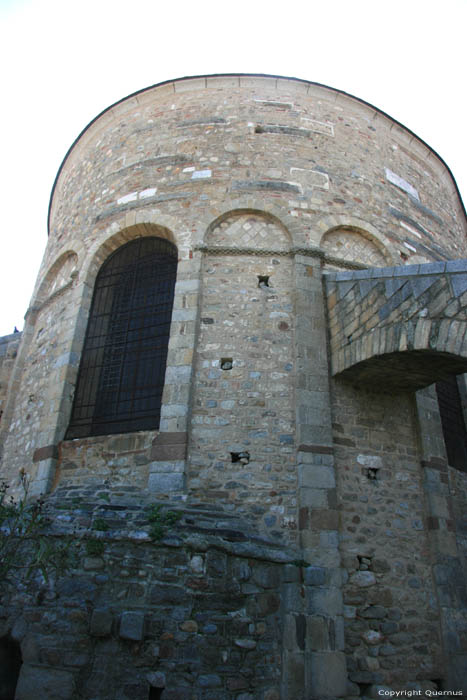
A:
0;476;73;588
147;505;182;541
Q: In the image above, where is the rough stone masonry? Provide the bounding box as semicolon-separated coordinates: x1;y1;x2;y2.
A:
0;74;467;699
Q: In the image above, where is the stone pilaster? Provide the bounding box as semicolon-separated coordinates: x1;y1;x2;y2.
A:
416;385;467;692
285;254;346;699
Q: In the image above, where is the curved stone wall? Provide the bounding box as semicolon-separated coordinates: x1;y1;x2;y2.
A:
1;75;467;698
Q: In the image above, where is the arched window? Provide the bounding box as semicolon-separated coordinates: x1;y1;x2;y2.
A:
66;237;177;438
436;376;467;472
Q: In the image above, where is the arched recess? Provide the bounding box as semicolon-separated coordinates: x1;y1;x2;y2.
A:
196;198;300;249
35;251;79;306
205;209;292;252
82;222;177;291
316;215;397;267
59;223;188;441
66;236;178;438
320;225;392;268
188;206;297;513
51;217;198;495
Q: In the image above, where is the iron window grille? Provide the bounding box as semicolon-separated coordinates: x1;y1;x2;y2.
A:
66;237;178;438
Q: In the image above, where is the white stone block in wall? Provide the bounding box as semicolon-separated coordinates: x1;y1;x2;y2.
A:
117;192;138;205
300;117;334;136
385;167;420;201
253;99;294;109
191;169;212;179
139;188;157;199
290;167;329;190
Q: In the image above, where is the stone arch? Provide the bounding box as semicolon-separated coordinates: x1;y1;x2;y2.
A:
195;197;301;248
204;208;292;252
66;236;178;439
321;226;390;267
46;216;195;494
81;222;177;291
326;265;467;390
316;215;397;266
35;250;78;305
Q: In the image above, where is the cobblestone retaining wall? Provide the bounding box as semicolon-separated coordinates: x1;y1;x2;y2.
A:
1;497;287;700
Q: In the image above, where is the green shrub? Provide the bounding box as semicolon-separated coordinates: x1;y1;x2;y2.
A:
85;539;105;556
0;477;73;586
147;505;181;541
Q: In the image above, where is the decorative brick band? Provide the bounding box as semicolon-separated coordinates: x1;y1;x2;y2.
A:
195;244;368;269
195;244;291;257
298;444;334;454
33;444;59;463
151;432;188;461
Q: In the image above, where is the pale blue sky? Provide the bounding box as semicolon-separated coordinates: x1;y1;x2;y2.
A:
0;0;466;335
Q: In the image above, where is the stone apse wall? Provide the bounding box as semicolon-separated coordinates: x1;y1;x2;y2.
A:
1;75;467;699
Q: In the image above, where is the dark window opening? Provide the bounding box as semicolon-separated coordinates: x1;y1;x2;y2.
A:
0;634;22;700
149;687;164;700
220;358;233;370
436;376;467;472
66;237;178;438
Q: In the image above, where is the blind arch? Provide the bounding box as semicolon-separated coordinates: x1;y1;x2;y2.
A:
66;236;178;438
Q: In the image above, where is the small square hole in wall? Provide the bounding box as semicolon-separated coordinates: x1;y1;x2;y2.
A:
357;555;372;571
230;451;250;464
220;358;233;370
149;688;164;700
257;275;271;288
364;467;379;481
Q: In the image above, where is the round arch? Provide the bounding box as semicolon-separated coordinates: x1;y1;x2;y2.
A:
195;197;301;248
204;208;292;251
81;221;177;291
34;250;78;306
315;214;398;265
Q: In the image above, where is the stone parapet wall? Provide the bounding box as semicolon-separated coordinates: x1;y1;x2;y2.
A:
1;498;288;700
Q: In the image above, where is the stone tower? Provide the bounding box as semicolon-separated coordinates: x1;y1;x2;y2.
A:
1;74;467;699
